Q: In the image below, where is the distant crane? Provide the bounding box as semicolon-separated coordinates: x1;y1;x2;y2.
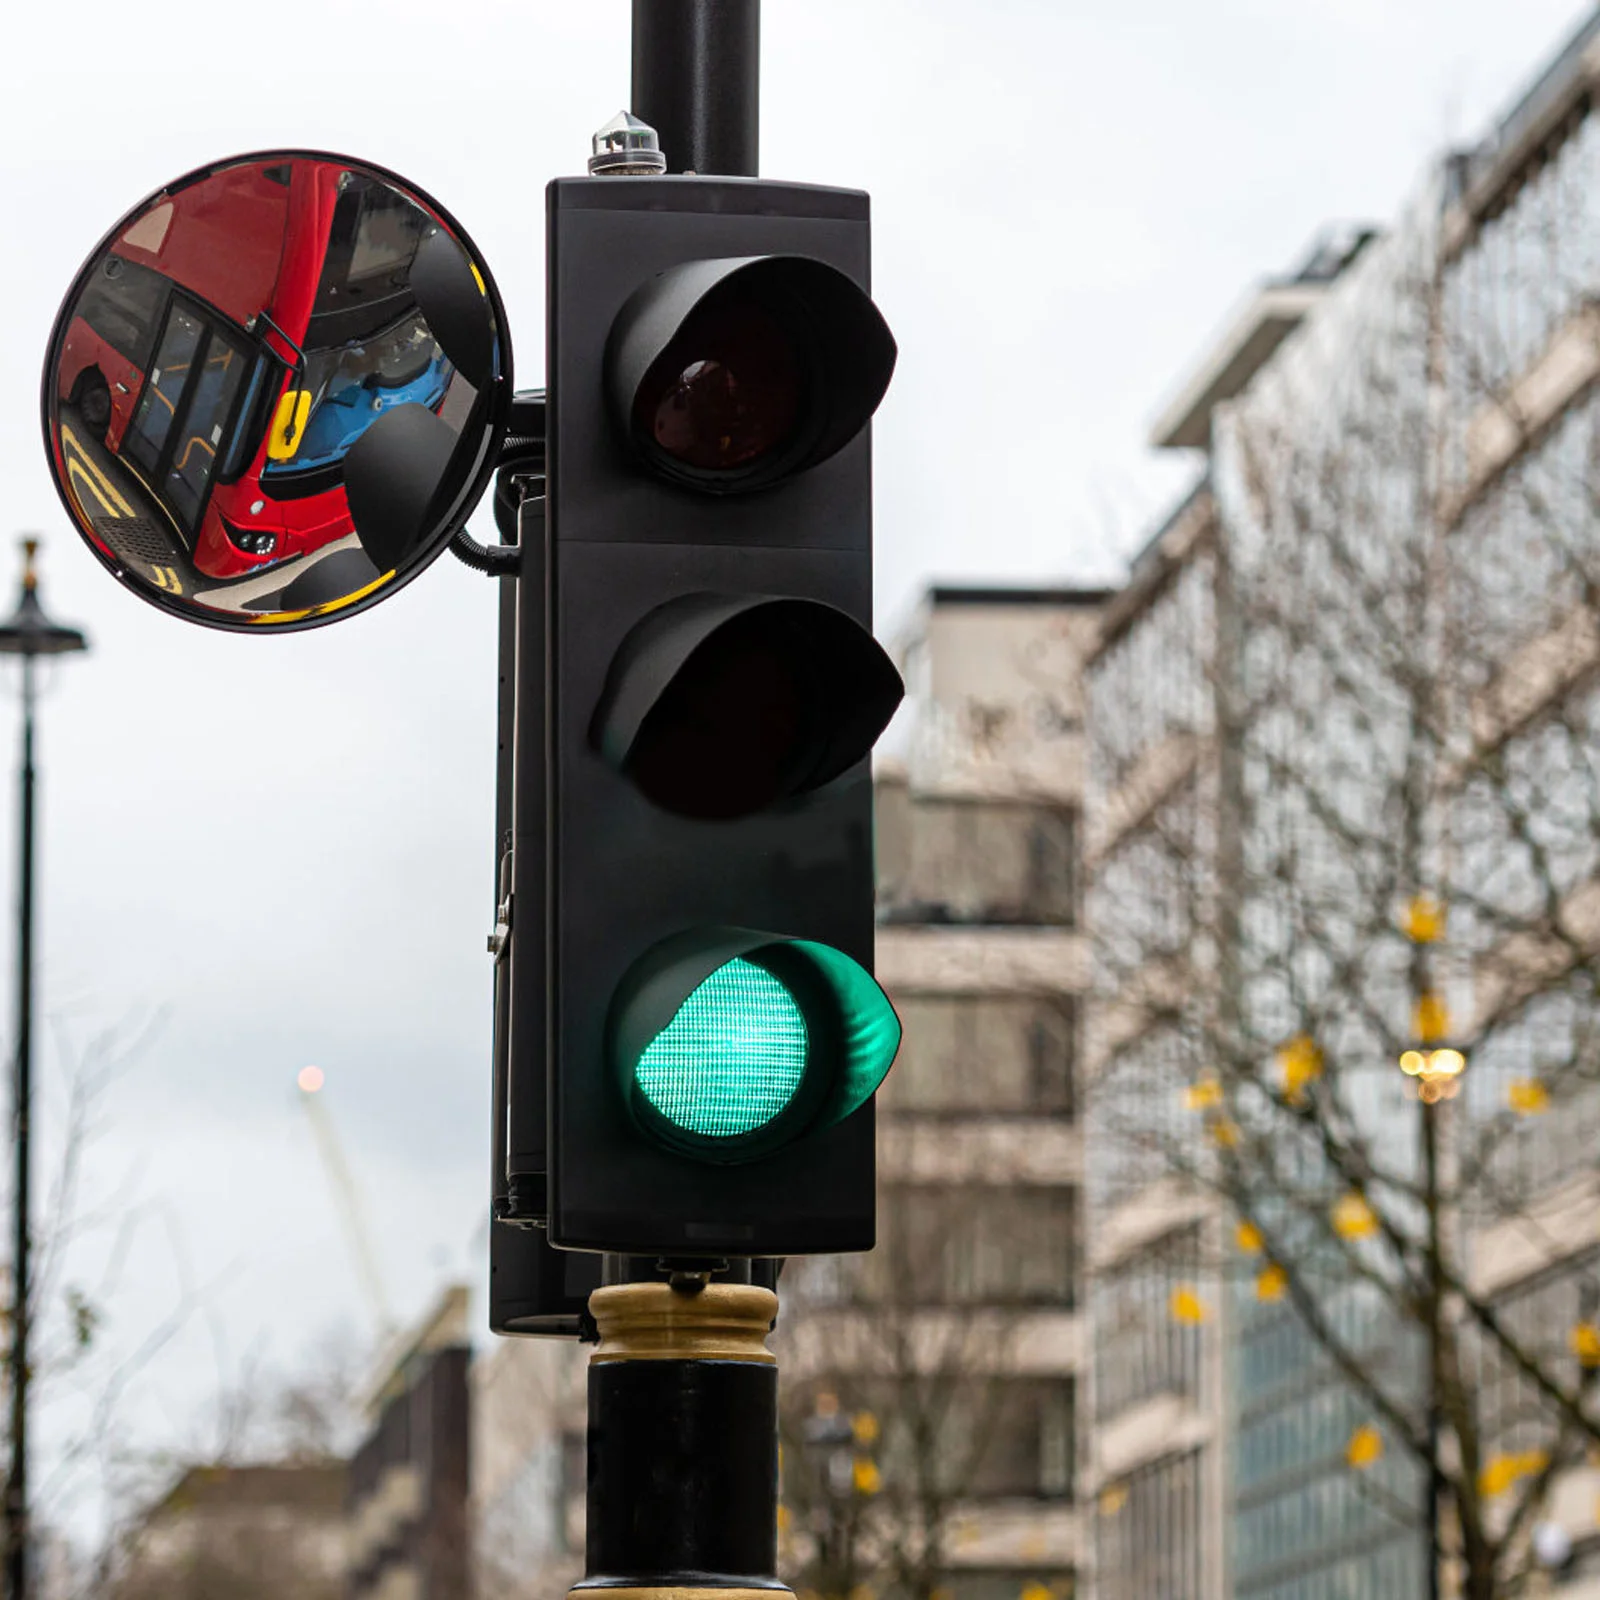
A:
296;1066;394;1340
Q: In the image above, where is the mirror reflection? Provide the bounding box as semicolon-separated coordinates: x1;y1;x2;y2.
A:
43;152;509;629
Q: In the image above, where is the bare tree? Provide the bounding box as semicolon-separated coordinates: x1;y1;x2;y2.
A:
780;1164;1076;1600
1088;145;1600;1599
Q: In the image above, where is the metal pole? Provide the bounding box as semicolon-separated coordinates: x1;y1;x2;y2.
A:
571;1282;786;1600
6;655;34;1600
631;0;759;177
1421;1094;1442;1600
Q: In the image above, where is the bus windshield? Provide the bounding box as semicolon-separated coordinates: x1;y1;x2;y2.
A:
263;310;450;483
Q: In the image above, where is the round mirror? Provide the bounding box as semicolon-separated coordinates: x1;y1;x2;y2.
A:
41;151;511;630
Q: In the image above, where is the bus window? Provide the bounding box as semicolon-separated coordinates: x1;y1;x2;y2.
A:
217;352;285;482
124;304;204;478
312;176;430;324
163;332;249;529
76;255;168;368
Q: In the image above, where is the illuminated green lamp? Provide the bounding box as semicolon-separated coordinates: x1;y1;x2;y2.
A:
613;930;901;1163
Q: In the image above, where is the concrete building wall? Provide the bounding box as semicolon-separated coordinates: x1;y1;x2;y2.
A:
782;586;1104;1600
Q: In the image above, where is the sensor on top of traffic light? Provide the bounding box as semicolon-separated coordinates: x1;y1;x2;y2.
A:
515;174;903;1257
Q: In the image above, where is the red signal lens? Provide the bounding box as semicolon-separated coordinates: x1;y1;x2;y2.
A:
634;298;807;477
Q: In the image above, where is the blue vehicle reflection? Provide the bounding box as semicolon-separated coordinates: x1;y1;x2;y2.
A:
264;310;452;482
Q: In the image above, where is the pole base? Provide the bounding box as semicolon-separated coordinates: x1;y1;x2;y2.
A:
580;1281;786;1593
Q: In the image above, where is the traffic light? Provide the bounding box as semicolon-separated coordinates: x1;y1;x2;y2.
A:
517;174;901;1257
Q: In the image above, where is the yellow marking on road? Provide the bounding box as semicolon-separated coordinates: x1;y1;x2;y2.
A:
149;566;183;595
60;424;136;517
66;460;122;519
246;568;395;625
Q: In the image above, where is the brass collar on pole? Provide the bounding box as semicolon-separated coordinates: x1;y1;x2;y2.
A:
588;1282;778;1364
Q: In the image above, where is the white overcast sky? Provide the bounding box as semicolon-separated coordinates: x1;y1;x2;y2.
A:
0;0;1592;1535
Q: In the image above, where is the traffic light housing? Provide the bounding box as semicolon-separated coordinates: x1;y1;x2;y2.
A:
519;175;900;1256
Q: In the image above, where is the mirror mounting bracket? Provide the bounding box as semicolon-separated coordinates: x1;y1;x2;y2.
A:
449;388;547;577
449;519;526;576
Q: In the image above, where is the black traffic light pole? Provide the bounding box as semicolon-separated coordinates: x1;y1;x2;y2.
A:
568;9;794;1600
632;0;759;178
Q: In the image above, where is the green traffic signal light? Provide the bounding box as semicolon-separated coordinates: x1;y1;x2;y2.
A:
614;934;901;1164
635;958;808;1137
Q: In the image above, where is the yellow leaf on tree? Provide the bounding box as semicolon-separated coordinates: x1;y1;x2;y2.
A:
1098;1483;1128;1517
1020;1583;1055;1600
1184;1076;1223;1111
1208;1117;1240;1149
851;1410;880;1446
1346;1425;1384;1469
1402;894;1446;944
1332;1193;1378;1239
1170;1286;1206;1324
1256;1264;1288;1302
1479;1455;1518;1498
1278;1034;1324;1102
852;1458;882;1496
1573;1323;1600;1368
1509;1079;1550;1116
1235;1220;1264;1254
1414;992;1450;1045
1516;1449;1550;1479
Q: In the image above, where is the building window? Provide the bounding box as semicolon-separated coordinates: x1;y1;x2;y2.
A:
940;1571;1076;1600
876;1185;1077;1308
885;996;1075;1117
882;798;1079;926
840;1378;1075;1506
1092;1226;1204;1421
1096;1449;1203;1600
1467;1249;1600;1461
1087;553;1215;799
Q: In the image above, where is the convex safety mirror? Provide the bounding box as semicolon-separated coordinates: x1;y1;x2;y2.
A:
42;151;510;630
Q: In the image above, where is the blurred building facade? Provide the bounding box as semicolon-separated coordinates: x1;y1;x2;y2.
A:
1082;475;1230;1600
1437;7;1600;1593
1083;6;1600;1597
470;1313;587;1600
112;1462;347;1600
347;1285;473;1600
780;586;1105;1600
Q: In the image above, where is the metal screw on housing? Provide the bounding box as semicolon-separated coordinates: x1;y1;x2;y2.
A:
589;111;668;176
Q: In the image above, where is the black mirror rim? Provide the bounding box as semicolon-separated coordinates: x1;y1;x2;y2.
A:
39;145;514;635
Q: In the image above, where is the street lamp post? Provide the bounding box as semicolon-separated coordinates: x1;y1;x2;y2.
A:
0;540;86;1600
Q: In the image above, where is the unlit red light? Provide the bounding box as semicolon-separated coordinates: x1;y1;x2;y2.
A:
298;1066;325;1094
